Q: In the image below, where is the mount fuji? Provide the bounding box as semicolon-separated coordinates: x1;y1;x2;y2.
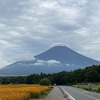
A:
0;46;100;75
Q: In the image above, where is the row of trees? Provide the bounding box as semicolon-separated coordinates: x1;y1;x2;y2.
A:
0;65;100;85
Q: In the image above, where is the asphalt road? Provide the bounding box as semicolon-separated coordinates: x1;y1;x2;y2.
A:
61;86;100;100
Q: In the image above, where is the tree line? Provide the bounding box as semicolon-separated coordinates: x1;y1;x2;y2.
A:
0;65;100;85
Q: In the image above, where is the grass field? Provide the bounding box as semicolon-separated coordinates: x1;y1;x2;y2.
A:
0;84;50;100
74;83;100;93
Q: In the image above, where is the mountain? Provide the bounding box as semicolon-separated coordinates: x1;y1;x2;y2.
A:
35;46;100;65
0;46;100;75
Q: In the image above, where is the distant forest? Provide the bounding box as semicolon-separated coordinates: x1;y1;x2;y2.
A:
0;65;100;85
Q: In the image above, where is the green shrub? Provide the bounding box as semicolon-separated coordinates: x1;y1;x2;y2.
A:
39;78;51;86
96;88;100;93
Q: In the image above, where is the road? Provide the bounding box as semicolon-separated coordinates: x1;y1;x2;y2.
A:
61;86;100;100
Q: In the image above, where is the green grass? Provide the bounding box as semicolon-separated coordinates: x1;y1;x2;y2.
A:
73;83;100;93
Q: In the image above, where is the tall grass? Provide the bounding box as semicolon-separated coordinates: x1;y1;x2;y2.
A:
74;83;100;93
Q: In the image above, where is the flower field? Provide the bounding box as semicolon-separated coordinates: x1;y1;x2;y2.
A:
0;84;50;100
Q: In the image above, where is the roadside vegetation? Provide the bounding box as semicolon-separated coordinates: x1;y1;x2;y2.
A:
73;83;100;93
39;78;51;86
0;84;50;100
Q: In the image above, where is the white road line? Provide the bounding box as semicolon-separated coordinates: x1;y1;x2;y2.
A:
69;87;100;100
59;87;76;100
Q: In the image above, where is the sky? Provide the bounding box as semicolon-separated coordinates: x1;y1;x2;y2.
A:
0;0;100;68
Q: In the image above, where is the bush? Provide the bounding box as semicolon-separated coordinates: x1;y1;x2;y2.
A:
39;78;51;86
97;88;100;93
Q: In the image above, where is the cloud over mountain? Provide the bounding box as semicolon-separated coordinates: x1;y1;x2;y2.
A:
0;0;100;68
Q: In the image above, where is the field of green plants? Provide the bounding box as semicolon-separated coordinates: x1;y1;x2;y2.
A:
74;83;100;93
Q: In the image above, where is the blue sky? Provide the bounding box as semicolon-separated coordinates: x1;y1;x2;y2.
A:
0;0;100;68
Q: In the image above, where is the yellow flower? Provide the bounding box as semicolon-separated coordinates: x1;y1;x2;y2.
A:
0;84;49;100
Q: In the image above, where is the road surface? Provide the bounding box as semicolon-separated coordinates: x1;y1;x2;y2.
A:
61;86;100;100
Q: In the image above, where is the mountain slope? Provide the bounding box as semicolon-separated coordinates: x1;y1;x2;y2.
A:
35;46;100;66
0;46;100;75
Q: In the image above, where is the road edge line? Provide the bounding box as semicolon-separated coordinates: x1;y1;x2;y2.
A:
59;86;76;100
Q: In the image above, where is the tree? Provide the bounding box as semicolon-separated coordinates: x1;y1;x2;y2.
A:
73;69;85;83
85;70;100;82
39;78;51;86
25;74;40;84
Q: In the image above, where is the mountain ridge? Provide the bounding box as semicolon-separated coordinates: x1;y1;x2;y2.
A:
0;46;100;75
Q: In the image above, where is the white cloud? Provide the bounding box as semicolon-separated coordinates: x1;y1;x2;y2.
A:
0;40;8;45
66;64;70;66
0;0;100;68
9;31;21;37
0;53;12;69
33;59;61;66
0;23;6;28
75;27;89;36
40;1;56;9
66;64;74;66
37;60;45;63
33;62;44;66
46;60;61;65
50;43;64;47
